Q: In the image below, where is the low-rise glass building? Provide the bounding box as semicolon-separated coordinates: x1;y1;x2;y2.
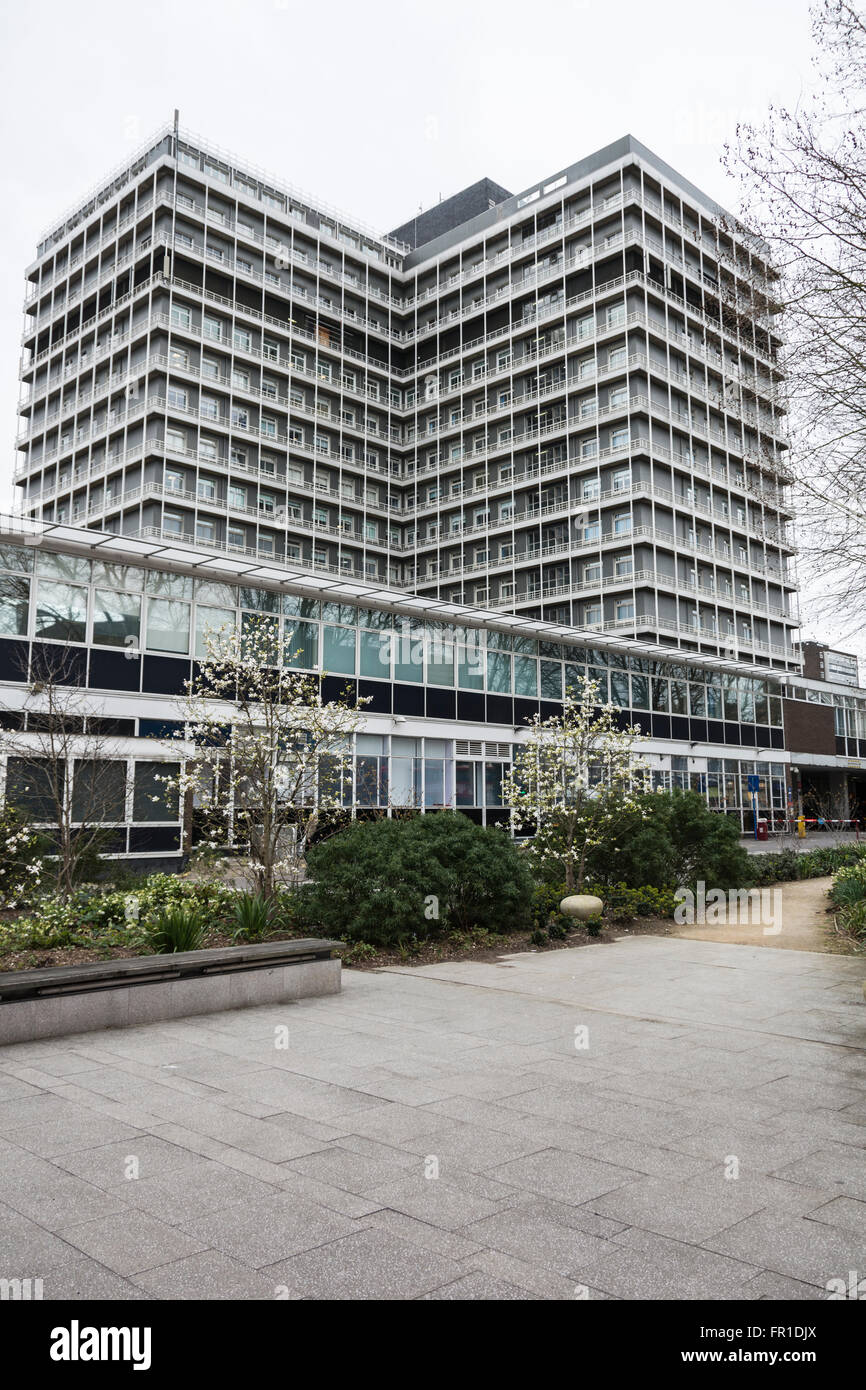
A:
1;518;862;866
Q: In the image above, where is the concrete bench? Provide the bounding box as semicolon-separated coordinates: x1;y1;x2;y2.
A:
0;938;342;1044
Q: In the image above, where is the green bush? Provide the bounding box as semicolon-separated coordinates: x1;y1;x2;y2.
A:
584;916;603;937
144;903;207;954
0;874;234;955
231;891;277;940
0;806;47;908
531;881;567;929
829;862;866;907
747;843;866;886
530;927;548;947
592;882;679;921
547;916;571;941
302;812;534;947
564;791;749;893
837;899;866;942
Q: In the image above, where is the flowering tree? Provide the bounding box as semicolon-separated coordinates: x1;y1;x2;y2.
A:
165;614;367;898
1;645;128;899
502;677;652;893
0;806;45;909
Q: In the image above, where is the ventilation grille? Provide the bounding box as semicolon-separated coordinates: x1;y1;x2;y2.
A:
455;740;512;758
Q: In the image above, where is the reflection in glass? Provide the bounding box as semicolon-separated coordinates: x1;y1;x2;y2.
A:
284;619;318;669
72;760;127;822
323;625;356;675
92;590;141;648
487;651;511;693
195;606;236;659
514;656;538;697
0;574;30;636
35;580;87;642
146;598;191;654
133;762;180;820
360;629;391;678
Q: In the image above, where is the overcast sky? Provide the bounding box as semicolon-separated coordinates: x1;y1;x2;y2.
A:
3;0;849;655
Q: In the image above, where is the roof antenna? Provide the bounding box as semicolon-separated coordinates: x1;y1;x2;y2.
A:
173;108;180;156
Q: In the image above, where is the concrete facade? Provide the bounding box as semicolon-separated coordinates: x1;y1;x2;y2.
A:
15;127;797;669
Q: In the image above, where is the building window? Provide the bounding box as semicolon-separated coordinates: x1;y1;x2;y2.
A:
133;762;180;821
146;597;190;653
35;580;87;642
0;574;29;636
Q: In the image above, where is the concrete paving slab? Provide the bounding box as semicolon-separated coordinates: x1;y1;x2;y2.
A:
0;935;862;1300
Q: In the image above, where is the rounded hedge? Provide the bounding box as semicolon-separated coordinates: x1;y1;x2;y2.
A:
301;812;534;946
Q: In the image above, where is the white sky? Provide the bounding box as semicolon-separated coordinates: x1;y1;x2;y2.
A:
3;0;850;659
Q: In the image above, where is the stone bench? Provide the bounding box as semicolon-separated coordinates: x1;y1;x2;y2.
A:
0;938;342;1045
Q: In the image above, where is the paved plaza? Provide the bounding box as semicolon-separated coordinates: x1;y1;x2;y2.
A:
0;935;864;1300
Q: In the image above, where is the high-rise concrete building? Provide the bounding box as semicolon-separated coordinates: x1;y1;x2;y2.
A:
14;123;799;671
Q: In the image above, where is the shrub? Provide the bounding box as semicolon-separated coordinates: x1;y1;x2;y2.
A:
0;874;234;956
829;860;866;911
747;843;866;886
144;903;207;954
547;916;571;941
837;899;866;942
830;868;866;907
0;805;47;908
231;891;277;940
531;881;568;930
338;940;379;965
593;882;678;921
570;791;749;893
530;928;548;947
584;916;603;937
303;812;534;947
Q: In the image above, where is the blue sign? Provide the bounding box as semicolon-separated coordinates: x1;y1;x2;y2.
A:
747;775;760;793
